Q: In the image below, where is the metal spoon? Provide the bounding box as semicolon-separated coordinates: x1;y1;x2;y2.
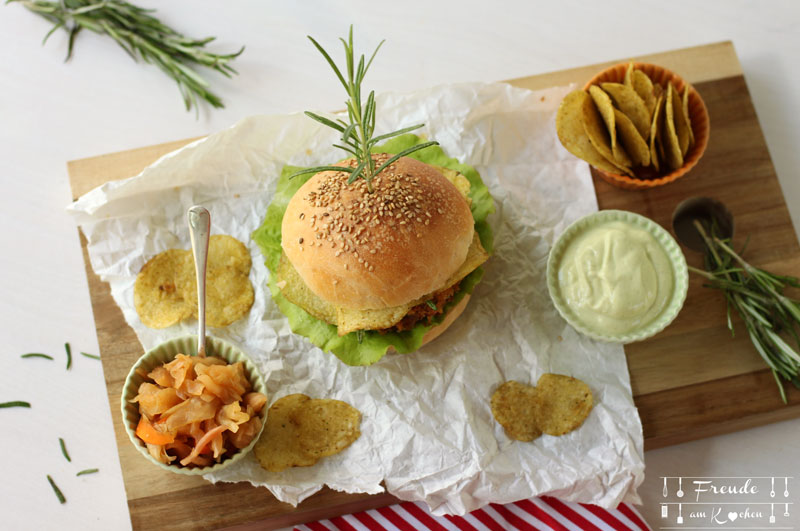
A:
188;205;210;358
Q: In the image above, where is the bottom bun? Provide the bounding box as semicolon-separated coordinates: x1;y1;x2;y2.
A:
388;294;471;353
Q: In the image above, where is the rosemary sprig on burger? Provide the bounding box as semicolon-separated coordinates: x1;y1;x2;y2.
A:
689;221;800;403
252;27;495;366
289;26;438;192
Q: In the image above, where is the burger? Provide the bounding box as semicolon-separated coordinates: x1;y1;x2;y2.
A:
251;29;493;365
252;137;494;366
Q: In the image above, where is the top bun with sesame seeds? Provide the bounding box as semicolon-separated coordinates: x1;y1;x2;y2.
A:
281;154;475;310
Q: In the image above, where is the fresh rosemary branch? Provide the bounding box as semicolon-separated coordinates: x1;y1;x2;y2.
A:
9;0;243;112
688;220;800;403
291;26;438;191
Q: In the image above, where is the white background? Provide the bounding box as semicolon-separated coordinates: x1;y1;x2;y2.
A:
1;1;799;529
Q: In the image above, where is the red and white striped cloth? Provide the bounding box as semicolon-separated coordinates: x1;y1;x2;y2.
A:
293;496;651;531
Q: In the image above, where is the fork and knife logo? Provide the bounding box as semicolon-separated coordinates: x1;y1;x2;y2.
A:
658;476;793;527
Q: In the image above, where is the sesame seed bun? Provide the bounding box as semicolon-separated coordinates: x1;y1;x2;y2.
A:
281;155;475;310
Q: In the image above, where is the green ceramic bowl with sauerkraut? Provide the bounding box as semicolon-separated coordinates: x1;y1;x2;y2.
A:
121;335;267;475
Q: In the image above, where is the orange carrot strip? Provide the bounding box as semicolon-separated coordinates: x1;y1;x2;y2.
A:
179;424;228;466
209;422;225;459
135;416;175;445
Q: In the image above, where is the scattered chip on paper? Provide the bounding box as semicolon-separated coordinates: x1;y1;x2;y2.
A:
134;235;254;329
254;394;361;472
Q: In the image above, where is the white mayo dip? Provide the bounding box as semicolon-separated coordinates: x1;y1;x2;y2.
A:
557;220;673;335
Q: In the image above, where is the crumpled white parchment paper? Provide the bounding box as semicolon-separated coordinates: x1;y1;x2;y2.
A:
68;82;644;515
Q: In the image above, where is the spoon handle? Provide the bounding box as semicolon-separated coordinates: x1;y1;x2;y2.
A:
188;206;210;357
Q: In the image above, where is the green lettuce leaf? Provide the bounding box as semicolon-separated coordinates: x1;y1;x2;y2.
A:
252;134;495;366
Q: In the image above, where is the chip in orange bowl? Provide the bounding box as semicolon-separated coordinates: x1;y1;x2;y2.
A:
568;62;709;190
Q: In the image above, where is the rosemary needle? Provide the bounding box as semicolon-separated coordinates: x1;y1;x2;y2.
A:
80;352;100;360
59;437;71;462
21;353;54;360
47;475;66;504
0;401;31;408
76;468;99;476
65;342;72;370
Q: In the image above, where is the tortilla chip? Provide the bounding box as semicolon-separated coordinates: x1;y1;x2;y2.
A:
136;234;254;329
632;70;657;116
662;83;684;170
556;90;629;175
614;108;650;167
490;381;541;442
292;399;361;458
582;91;633;173
653;83;663;100
682;86;695;147
182;235;254;327
134;250;195;328
588;86;632;168
601;82;651;141
534;373;593;436
649;93;665;172
254;394;362;472
204;266;255;327
253;394;317;473
623;62;634;88
669;83;691;157
436;166;472;205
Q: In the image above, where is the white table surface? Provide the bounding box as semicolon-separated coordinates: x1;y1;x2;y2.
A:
2;1;799;529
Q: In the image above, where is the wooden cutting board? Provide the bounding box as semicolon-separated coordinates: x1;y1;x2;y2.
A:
68;41;800;531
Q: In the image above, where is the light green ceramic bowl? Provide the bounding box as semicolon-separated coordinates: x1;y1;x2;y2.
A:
546;209;688;343
121;335;267;475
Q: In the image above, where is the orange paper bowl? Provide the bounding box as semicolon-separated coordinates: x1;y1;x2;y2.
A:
582;62;710;190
